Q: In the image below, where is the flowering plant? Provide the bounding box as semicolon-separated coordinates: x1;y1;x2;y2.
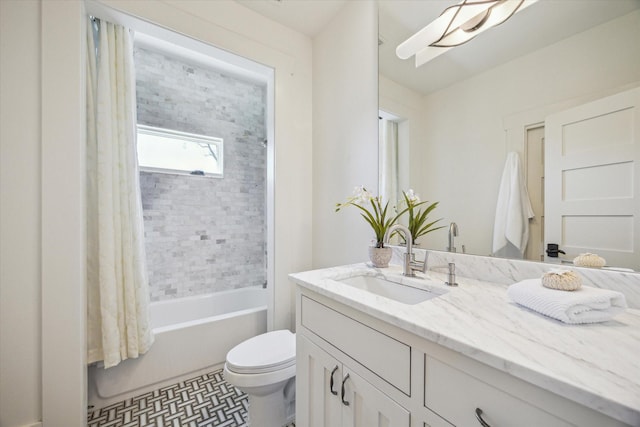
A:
398;189;444;245
335;186;400;248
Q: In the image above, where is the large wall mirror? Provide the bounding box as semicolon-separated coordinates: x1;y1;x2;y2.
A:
378;0;640;272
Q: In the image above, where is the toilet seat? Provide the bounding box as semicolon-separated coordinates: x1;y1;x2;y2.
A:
226;330;296;375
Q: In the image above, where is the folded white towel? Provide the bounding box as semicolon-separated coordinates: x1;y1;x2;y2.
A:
507;279;628;324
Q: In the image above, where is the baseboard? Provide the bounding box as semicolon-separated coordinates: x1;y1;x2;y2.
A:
21;422;42;427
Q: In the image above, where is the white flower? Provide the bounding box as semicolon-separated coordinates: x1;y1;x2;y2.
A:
352;185;373;205
337;186;398;246
406;189;420;204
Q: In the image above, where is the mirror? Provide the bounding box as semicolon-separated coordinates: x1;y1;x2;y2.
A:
378;0;640;271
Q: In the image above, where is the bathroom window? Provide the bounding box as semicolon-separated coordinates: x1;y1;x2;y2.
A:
137;124;223;177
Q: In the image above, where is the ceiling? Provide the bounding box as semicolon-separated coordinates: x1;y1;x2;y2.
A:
237;0;640;95
236;0;347;37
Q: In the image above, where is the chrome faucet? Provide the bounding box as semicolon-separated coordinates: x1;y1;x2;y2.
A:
447;222;458;252
383;224;428;277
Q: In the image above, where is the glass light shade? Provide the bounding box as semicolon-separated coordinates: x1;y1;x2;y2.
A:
397;0;538;68
432;0;525;48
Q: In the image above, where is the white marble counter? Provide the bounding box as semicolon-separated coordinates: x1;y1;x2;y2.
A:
402;248;640;309
289;263;640;426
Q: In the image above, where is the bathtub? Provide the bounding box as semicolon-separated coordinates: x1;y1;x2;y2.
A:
89;286;267;405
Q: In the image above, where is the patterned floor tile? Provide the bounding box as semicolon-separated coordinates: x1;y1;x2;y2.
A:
88;369;295;427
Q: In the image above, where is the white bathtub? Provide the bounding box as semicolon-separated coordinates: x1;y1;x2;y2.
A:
89;286;267;406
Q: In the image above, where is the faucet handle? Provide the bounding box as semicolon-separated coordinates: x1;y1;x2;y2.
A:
409;251;429;274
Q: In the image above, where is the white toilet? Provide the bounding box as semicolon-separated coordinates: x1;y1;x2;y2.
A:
224;329;296;427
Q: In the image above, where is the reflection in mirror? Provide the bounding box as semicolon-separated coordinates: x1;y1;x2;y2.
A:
378;0;640;271
378;110;409;206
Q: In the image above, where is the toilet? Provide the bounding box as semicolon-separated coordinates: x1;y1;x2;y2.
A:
223;330;296;427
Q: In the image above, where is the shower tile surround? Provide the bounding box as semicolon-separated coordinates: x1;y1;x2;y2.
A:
134;46;267;301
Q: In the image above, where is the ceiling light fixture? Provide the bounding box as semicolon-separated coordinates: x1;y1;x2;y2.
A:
397;0;538;67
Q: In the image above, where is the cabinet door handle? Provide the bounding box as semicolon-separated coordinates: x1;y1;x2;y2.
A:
329;365;339;396
475;408;491;427
341;373;351;406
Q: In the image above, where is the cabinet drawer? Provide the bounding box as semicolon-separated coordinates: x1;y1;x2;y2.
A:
425;357;572;427
301;296;411;395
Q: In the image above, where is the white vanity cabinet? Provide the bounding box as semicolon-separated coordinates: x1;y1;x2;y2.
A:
297;336;410;427
295;287;632;427
424;356;572;426
296;294;411;427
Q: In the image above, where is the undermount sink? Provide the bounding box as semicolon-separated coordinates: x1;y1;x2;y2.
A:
338;274;444;305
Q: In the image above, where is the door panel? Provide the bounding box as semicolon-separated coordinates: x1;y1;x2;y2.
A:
297;336;342;427
545;87;640;270
342;367;410;427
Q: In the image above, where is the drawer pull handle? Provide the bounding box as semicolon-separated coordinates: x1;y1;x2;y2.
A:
329;365;339;396
341;373;351;406
475;408;491;427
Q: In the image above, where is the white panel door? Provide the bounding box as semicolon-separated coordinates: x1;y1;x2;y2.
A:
545;87;640;270
342;366;410;427
296;336;342;427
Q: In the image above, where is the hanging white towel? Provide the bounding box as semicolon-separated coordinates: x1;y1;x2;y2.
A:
507;279;628;324
492;152;535;258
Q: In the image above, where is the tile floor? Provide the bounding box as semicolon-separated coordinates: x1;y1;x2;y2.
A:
87;369;295;427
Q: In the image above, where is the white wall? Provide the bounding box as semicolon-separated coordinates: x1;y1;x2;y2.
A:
0;0;314;425
1;2;43;426
382;10;640;256
41;3;87;425
2;2;87;426
312;0;378;268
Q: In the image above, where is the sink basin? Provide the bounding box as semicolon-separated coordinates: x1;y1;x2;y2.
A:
338;275;443;305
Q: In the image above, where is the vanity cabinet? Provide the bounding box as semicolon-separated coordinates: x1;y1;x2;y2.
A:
295;287;631;427
297;295;410;427
424;356;572;427
297;335;410;427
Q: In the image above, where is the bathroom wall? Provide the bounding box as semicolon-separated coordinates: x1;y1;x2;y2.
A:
1;2;46;426
134;46;267;301
312;0;379;268
381;10;640;256
1;1;87;426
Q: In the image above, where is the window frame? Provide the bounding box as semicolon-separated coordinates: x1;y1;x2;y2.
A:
136;124;224;178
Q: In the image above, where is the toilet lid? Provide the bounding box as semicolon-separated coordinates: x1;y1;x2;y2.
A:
226;330;296;374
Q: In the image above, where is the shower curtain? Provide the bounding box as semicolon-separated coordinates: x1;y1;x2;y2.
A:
379;118;399;206
86;17;154;368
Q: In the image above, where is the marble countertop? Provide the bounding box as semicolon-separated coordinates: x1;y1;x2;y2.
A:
289;263;640;426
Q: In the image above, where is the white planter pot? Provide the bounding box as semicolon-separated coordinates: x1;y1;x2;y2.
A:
368;246;392;268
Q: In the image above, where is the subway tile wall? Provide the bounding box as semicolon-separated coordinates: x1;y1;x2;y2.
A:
134;46;267;301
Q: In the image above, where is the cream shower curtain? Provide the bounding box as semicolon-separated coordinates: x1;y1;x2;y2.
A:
379;118;399;206
86;17;154;368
